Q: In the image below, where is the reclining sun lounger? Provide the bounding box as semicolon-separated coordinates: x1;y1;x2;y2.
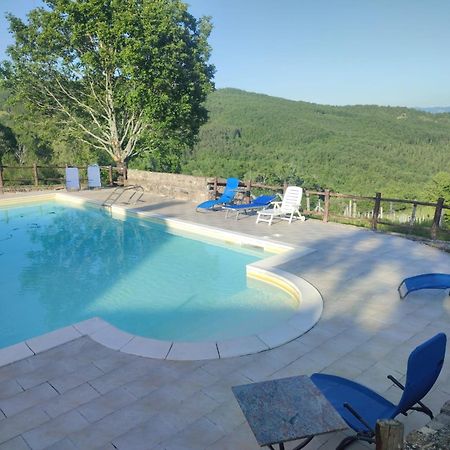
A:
65;167;80;191
196;177;240;211
224;194;277;220
87;164;101;189
398;273;450;299
256;186;305;225
311;333;447;449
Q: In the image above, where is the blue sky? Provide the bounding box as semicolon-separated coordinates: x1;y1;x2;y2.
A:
1;0;450;107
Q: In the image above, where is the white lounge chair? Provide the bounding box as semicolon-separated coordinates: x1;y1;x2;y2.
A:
87;164;101;188
256;186;305;225
65;167;80;191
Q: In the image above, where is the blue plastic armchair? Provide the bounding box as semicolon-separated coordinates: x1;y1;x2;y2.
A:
311;333;447;449
398;273;450;299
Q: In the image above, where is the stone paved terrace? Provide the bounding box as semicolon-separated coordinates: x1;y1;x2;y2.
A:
0;188;449;450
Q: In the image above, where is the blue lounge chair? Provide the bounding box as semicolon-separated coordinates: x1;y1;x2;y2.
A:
196;177;240;211
311;333;447;450
224;194;277;220
398;273;450;299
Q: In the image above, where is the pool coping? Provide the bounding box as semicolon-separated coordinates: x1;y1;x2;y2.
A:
0;192;323;363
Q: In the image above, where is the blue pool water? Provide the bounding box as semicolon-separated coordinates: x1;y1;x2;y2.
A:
0;201;298;347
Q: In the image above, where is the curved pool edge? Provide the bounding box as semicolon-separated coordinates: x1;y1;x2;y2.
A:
0;192;323;364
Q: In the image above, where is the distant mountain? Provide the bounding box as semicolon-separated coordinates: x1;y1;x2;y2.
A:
417;106;450;114
182;89;450;198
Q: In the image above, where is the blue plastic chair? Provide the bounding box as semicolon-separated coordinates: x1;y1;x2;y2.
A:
224;194;277;219
398;273;450;299
196;177;240;211
311;333;447;449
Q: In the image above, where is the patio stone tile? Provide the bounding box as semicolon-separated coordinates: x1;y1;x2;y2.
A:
43;438;78;450
15;361;73;391
157;417;226;450
26;327;82;355
166;341;219;361
121;336;172;359
22;410;88;450
112;415;179;450
0;344;34;368
171;391;219;429
258;324;308;350
0;380;24;401
72;317;110;336
136;386;182;413
200;356;250;377
206;400;247;433
217;336;269;358
68;395;160;448
121;375;160;399
354;366;401;394
0;383;57;418
91;351;138;374
0;361;34;385
48;363;103;394
322;358;364;380
0;436;30;450
201;373;253;404
41;383;100;418
0;406;50;444
269;354;327;379
89;325;134;351
209;422;260;450
77;386;136;423
88;358;156;394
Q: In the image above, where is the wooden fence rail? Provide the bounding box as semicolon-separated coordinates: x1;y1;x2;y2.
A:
206;177;449;240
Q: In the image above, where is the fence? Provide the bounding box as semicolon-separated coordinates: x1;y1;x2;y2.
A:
0;164;126;192
0;166;448;241
207;178;450;241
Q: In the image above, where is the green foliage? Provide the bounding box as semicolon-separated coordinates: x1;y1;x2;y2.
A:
425;171;450;224
425;172;450;201
1;0;214;166
0;122;18;164
183;89;450;198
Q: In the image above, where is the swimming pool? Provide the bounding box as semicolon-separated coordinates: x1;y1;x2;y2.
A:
0;200;301;349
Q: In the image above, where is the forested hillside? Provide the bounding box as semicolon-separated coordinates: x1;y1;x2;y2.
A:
183;89;450;198
1;85;450;199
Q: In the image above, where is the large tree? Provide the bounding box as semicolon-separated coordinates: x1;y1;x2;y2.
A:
0;122;18;164
1;0;214;167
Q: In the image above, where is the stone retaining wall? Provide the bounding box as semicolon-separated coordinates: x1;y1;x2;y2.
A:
405;400;450;449
126;169;211;202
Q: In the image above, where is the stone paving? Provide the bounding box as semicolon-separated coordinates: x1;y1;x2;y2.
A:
0;189;449;449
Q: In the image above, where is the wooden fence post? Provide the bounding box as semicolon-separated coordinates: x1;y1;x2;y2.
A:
283;180;288;193
33;163;39;187
0;166;3;193
213;177;218;199
323;189;330;222
372;192;382;230
123;163;128;181
431;197;444;240
108;165;113;186
246;179;252;203
375;419;404;450
306;191;310;212
409;201;417;227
